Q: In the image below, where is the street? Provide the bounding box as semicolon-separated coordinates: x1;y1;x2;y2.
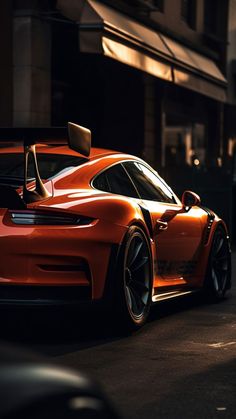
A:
1;252;236;419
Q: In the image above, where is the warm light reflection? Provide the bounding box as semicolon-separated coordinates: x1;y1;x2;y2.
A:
102;36;172;81
174;69;190;83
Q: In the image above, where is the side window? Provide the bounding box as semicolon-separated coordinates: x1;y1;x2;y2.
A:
93;163;139;198
92;171;110;192
124;161;175;203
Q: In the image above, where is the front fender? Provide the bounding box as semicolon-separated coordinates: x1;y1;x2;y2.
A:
194;210;230;287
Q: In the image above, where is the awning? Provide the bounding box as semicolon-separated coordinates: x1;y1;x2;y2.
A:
161;36;227;102
75;0;227;102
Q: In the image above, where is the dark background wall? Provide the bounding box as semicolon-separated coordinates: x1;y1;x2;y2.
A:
0;0;13;126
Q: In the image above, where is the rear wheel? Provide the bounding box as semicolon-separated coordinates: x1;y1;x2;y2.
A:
114;226;153;331
204;226;231;301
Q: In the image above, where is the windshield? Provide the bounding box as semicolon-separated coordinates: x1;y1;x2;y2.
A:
0;152;86;186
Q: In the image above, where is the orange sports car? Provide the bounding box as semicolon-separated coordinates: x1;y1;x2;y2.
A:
0;123;231;329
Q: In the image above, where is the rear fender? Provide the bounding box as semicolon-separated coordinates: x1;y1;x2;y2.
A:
39;195;150;238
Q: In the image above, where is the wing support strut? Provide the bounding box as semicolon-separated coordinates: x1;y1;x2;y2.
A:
0;122;91;204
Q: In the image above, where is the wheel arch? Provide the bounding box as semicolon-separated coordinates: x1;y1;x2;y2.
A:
208;219;230;248
111;224;154;330
197;218;231;288
127;220;151;242
203;221;232;298
101;221;154;308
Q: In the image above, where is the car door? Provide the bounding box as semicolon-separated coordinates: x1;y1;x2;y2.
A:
123;161;203;286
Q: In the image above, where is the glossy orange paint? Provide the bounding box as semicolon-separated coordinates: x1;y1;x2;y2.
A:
0;144;227;303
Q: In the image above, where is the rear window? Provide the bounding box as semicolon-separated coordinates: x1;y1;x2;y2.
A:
0;152;86;183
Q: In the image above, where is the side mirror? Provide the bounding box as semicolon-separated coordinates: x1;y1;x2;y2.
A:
182;190;201;211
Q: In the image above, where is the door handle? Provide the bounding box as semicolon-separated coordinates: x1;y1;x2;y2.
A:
156;220;168;231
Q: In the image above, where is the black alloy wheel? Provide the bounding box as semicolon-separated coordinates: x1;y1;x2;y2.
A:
115;226;153;330
205;226;231;300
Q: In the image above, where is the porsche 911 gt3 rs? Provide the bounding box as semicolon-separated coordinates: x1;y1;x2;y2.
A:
0;123;231;329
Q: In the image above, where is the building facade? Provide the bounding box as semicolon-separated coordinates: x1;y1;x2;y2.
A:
0;0;232;229
226;0;236;239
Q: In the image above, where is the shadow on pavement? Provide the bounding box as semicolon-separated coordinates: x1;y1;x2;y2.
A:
0;290;228;351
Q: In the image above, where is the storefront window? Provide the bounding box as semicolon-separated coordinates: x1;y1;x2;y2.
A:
164;123;206;167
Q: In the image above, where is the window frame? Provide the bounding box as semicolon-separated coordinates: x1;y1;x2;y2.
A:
123;160;178;204
181;0;196;30
91;161;141;199
91;159;179;205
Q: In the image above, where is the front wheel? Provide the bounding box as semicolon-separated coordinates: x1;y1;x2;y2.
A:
204;226;231;301
114;226;153;331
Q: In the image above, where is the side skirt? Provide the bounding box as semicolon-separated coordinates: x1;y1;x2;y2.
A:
152;288;199;303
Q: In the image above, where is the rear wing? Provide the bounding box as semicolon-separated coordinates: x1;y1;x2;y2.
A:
0;123;91;155
0;127;67;149
0;122;91;204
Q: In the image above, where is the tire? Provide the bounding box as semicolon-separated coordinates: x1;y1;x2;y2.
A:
114;226;153;331
204;225;231;301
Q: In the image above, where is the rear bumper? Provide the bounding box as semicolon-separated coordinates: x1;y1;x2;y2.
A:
0;243;120;309
0;284;91;306
0;211;127;300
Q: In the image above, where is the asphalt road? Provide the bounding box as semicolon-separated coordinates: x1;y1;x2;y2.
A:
1;252;236;419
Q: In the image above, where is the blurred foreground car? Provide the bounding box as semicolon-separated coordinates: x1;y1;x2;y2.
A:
0;344;119;419
0;123;231;330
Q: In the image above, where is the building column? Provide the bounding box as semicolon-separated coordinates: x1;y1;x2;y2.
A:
143;75;164;170
13;10;51;126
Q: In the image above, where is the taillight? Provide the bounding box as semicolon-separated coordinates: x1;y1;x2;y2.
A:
9;210;94;226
